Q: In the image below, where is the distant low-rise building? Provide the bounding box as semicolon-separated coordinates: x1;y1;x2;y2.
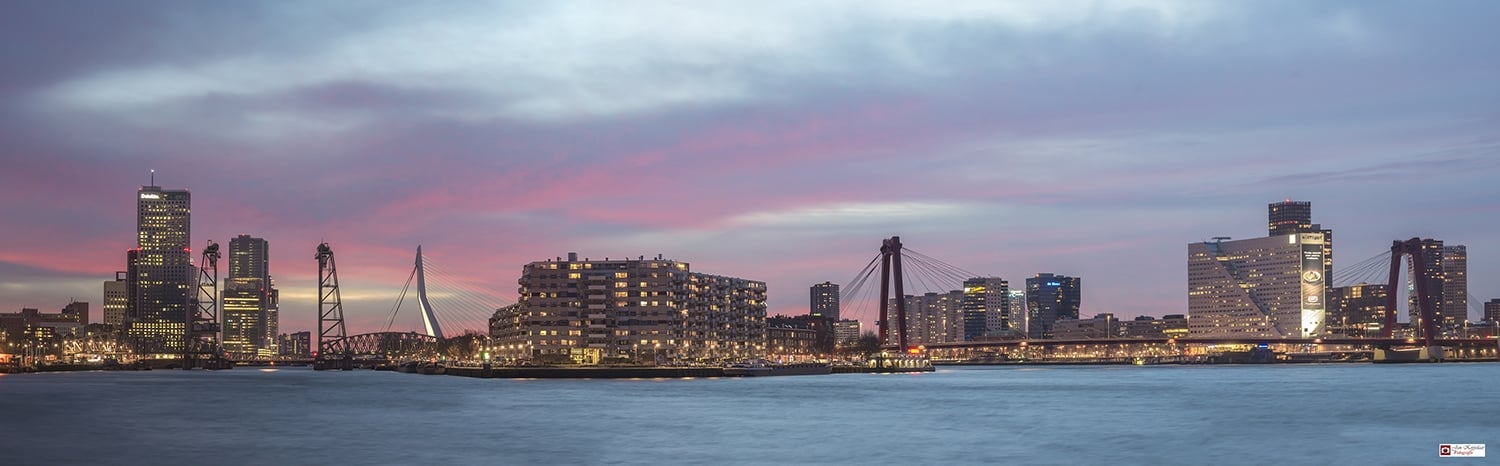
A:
1121;315;1165;338
1328;283;1388;337
767;318;818;359
1162;314;1189;339
833;319;861;346
279;332;311;358
1;302;88;341
1050;314;1119;340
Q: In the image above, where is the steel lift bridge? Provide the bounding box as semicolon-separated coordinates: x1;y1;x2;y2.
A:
313;244;502;369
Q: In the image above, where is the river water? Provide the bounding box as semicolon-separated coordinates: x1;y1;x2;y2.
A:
2;364;1496;465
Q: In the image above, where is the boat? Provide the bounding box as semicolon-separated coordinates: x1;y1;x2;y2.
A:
864;353;935;373
724;359;831;377
418;362;446;375
397;361;421;373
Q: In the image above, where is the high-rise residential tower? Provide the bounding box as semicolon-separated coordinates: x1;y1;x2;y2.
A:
223;235;278;357
960;277;1008;341
1406;239;1446;335
810;281;839;320
1188;234;1327;338
1442;245;1467;326
125;184;193;352
1026;273;1080;339
1485;299;1500;323
1004;290;1026;336
892;291;963;345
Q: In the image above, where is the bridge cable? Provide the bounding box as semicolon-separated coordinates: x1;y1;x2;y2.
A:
384;266;418;333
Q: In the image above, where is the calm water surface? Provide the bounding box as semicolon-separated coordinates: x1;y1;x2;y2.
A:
2;364;1496;465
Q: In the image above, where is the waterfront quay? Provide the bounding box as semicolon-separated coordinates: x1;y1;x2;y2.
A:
922;336;1500;364
437;363;931;379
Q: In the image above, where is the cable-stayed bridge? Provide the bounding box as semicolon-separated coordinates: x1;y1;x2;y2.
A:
309;243;511;369
831;236;1498;364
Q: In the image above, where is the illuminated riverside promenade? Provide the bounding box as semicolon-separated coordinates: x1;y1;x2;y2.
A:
923;337;1500;363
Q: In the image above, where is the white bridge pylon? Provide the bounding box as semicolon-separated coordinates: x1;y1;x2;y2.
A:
415;245;444;339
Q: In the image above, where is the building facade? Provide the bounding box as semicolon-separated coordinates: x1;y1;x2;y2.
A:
1328;283;1389;337
1406;239;1446;335
102;272;129;327
1267;200;1312;236
1268;200;1333;296
278;331;311;358
1120;315;1166;339
1188;234;1326;339
1050;313;1119;340
1485;299;1500;323
890;291;963;345
1001;290;1026;336
1;302;88;342
1442;245;1467;326
960;277;1008;341
832;319;861;346
1026;273;1081;339
766;317;819;358
125;184;193;352
492;253;766;364
810;281;839;320
223;235;278;357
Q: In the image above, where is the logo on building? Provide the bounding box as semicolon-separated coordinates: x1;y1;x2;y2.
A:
1303;270;1322;284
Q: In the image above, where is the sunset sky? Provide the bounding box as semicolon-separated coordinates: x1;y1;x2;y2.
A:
2;1;1497;335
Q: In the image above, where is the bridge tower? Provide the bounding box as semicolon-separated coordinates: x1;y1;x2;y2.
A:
876;236;910;351
1384;238;1441;347
185;241;227;368
415;246;444;339
315;243;351;370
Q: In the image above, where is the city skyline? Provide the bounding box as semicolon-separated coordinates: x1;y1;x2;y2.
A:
2;2;1499;336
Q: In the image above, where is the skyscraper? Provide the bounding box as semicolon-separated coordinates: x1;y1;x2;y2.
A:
960;277;1008;341
1407;239;1446;335
1442;245;1467;325
224;235;278;357
1485;299;1500;323
1004;290;1026;336
1268;200;1333;290
1268;200;1312;236
1026;273;1080;339
125;184;192;352
1188;234;1326;338
810;281;839;320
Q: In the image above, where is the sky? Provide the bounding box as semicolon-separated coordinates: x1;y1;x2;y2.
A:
2;1;1498;336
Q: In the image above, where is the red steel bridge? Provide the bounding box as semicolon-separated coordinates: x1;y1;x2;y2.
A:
838;236;1498;363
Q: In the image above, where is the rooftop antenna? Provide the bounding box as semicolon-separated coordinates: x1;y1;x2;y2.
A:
150;169;155;186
